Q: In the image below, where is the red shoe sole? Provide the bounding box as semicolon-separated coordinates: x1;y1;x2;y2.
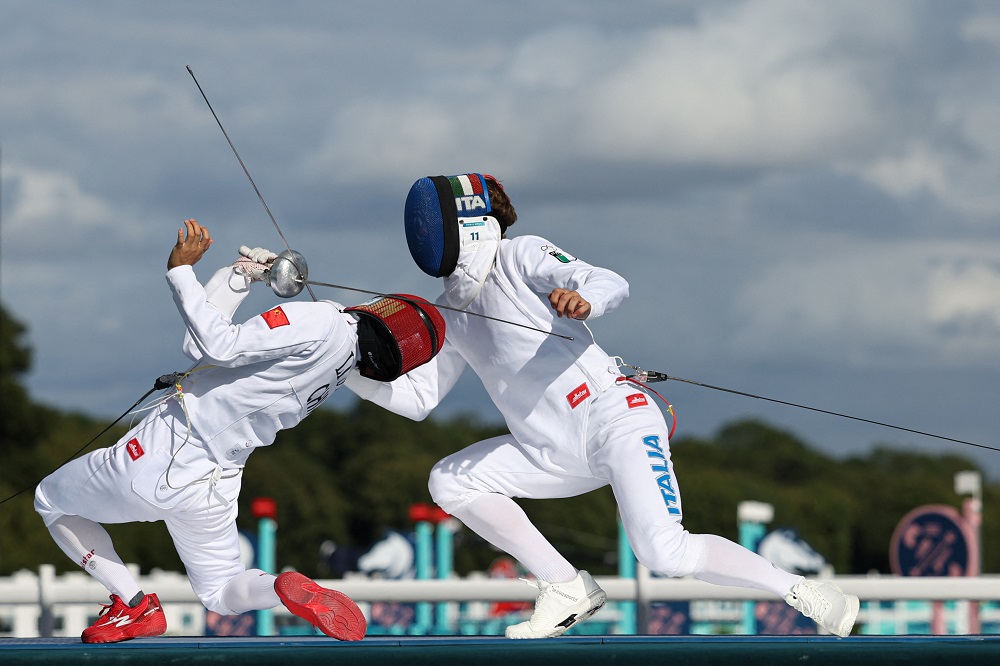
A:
275;572;366;641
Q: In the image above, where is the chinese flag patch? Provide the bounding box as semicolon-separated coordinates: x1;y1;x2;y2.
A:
261;306;290;329
626;393;648;409
126;437;144;461
566;382;591;409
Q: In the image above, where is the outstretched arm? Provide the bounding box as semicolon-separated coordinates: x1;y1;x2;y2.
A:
345;339;467;421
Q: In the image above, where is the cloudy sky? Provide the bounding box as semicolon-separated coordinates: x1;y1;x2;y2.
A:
3;1;999;481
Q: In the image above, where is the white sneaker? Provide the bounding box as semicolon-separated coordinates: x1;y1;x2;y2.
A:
505;571;607;639
785;579;859;637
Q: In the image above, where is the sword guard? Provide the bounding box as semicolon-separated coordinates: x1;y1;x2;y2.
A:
268;249;309;298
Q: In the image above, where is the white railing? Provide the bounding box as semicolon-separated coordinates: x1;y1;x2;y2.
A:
3;564;1000;638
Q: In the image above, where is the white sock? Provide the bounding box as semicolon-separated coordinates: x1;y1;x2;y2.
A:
691;533;803;597
450;493;578;583
220;569;280;614
47;515;142;603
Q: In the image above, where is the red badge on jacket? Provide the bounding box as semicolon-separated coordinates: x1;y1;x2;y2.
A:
627;393;648;409
566;382;591;409
261;307;290;329
126;437;144;461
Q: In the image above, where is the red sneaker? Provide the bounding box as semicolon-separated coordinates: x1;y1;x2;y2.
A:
81;593;167;644
275;572;366;641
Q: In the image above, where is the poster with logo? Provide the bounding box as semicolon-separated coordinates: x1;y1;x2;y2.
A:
890;504;976;577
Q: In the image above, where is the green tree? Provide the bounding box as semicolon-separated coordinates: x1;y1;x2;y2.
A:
1;305;50;571
841;447;981;573
1;304;56;457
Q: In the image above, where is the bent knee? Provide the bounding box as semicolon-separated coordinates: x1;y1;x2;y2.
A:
200;591;230;615
427;461;485;515
632;528;706;578
189;564;250;615
34;482;65;527
428;462;462;511
197;578;239;615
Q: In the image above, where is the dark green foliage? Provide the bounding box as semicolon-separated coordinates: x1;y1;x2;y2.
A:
671;420;863;571
1;302;995;580
840;448;985;573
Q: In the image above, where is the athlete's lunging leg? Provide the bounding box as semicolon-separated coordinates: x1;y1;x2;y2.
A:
429;401;858;638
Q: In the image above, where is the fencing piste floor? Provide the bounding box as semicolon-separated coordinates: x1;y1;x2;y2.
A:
3;634;1000;665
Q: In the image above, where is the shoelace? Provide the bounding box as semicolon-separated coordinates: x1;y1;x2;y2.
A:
93;597;128;620
519;577;554;606
520;577;557;596
792;590;831;621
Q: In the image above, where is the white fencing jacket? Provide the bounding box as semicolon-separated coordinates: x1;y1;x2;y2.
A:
166;265;358;468
346;234;629;469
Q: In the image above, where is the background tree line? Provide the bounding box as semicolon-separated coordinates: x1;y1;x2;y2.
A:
1;303;995;579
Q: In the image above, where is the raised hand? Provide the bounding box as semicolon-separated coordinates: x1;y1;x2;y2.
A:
168;219;214;269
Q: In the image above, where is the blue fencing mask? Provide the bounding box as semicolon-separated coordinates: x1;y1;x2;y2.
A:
404;173;493;278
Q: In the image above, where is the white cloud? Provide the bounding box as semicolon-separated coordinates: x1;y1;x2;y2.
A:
5;164;113;233
304;0;913;184
296;1;1000;226
2;69;197;143
581;5;884;166
845;108;1000;218
732;239;1000;367
927;259;1000;331
855;143;951;200
506;25;624;90
962;12;1000;48
307;100;461;183
0;162;151;317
